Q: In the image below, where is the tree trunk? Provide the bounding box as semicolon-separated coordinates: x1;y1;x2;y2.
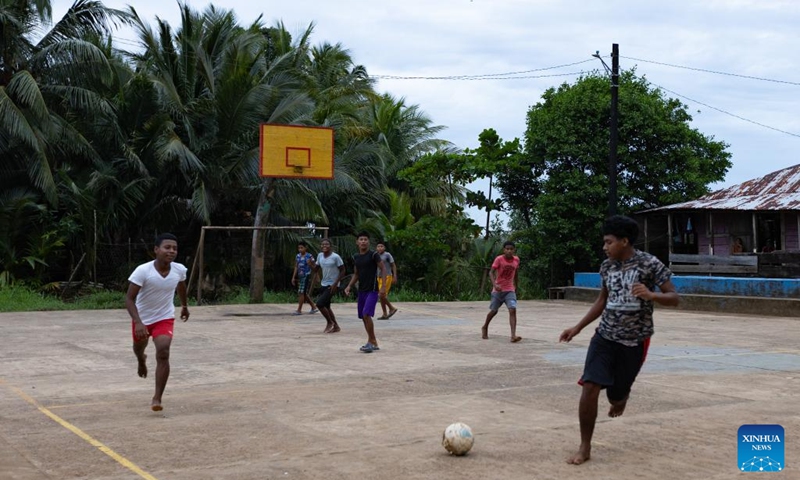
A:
249;179;275;303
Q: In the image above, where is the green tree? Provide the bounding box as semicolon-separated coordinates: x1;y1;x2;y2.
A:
504;69;731;288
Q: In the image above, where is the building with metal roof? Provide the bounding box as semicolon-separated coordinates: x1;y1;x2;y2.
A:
637;164;800;262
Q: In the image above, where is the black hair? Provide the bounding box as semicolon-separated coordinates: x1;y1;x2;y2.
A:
155;233;178;247
602;215;639;245
298;241;308;248
320;238;332;245
376;240;387;248
356;231;370;239
503;241;515;248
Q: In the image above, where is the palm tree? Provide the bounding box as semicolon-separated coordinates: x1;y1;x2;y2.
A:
361;94;459;217
0;0;128;205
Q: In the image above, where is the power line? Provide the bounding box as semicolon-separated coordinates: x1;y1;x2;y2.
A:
378;71;590;81
622;55;800;87
651;82;800;139
373;58;595;80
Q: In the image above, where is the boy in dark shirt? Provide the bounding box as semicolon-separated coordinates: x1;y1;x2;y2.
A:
559;215;679;465
344;232;388;353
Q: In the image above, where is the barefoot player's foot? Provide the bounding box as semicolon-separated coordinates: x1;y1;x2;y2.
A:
137;354;147;378
330;325;341;333
151;399;163;411
481;326;488;339
511;336;522;343
609;398;628;417
567;445;591;465
324;323;333;333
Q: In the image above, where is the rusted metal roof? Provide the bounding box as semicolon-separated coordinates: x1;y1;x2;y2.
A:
645;163;800;211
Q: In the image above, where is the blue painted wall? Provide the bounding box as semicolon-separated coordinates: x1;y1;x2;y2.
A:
573;273;800;298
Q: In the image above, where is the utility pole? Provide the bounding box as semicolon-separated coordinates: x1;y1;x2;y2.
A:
608;43;619;216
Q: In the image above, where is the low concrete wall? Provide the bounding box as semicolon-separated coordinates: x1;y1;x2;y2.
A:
563;286;800;318
574;273;800;298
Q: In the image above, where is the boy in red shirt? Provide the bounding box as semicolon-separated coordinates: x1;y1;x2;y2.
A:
481;241;521;343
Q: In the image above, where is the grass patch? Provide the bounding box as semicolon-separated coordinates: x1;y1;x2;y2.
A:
0;285;66;312
0;284;545;313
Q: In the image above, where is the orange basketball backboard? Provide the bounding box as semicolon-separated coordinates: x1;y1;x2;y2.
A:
259;124;334;179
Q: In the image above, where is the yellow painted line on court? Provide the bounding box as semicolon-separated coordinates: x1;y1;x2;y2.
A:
1;379;159;480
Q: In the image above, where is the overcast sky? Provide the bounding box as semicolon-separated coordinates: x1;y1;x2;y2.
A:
53;0;800;226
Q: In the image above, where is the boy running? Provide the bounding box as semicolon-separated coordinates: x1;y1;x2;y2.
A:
344;232;388;353
481;241;522;342
311;238;345;333
559;215;679;465
126;233;189;412
291;241;318;315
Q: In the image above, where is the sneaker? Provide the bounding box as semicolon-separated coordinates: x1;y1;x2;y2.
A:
292;311;302;316
359;342;375;353
309;308;319;314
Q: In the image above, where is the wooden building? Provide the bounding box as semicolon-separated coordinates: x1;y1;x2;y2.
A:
637;164;800;278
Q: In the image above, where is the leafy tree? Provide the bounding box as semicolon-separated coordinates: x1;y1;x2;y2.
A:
503;69;731;288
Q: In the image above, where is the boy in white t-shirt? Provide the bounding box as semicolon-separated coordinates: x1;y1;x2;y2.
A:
310;238;345;333
126;233;189;412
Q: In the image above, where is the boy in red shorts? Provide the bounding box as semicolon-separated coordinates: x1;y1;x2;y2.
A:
126;233;190;411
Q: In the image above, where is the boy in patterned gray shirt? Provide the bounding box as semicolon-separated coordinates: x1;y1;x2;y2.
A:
559;215;679;465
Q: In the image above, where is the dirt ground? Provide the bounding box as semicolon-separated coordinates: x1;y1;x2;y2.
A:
1;300;798;480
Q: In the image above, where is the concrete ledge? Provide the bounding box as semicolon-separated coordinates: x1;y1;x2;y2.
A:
562;286;800;318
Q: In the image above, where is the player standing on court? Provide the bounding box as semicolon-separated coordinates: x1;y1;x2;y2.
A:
344;232;387;353
375;240;399;320
126;233;189;412
311;238;346;333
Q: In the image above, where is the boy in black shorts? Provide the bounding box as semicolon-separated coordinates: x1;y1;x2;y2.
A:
559;215;679;465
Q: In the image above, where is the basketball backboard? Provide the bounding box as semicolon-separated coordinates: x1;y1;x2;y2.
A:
259;124;334;179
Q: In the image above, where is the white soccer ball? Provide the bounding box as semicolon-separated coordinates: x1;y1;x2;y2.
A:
442;422;474;456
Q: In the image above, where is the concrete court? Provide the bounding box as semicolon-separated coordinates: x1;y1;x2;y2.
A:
1;300;799;480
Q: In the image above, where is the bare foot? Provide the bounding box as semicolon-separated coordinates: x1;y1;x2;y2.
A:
137;354;147;378
324;324;332;333
511;336;522;343
567;445;591;465
609;398;627;417
330;326;341;333
151;399;163;412
481;326;488;339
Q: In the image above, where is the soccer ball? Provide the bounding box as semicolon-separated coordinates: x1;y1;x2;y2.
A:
442;422;474;456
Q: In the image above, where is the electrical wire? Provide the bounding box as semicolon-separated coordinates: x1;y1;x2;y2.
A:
650;82;800;139
377;71;590;81
372;58;596;80
621;55;800;87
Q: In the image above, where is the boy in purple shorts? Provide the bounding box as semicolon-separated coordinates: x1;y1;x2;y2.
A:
344;232;388;353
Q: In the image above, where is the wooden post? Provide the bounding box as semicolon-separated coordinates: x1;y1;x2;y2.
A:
708;211;714;255
667;213;673;254
196;227;206;304
780;212;786;250
752;213;758;253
